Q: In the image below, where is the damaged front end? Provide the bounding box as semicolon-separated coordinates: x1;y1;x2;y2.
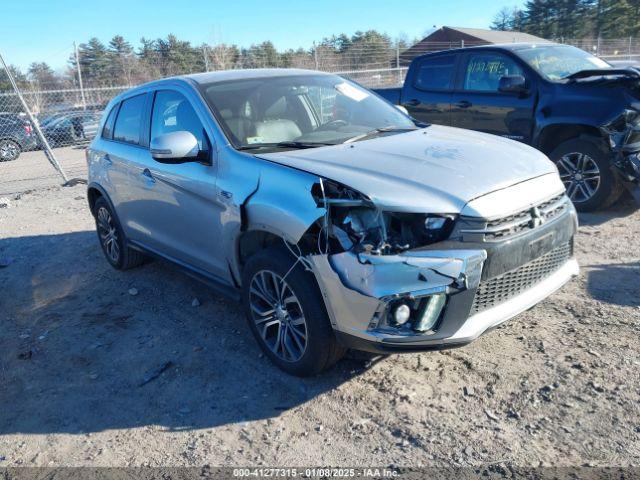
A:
601;107;640;202
283;178;489;350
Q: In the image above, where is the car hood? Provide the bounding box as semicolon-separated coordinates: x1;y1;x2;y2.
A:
257;125;558;214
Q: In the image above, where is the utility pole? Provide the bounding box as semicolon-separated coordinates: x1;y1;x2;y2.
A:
203;45;210;71
313;42;319;70
74;41;87;110
0;51;69;183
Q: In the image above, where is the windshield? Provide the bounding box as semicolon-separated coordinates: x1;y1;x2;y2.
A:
202;74;415;150
515;45;611;80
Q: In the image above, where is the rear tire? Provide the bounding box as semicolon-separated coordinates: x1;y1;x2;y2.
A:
93;197;146;270
549;137;622;212
0;139;21;162
242;247;346;376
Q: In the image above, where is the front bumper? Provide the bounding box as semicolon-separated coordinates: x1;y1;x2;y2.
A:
310;204;579;353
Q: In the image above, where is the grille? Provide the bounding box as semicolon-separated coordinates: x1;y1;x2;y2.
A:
471;241;573;314
462;193;568;241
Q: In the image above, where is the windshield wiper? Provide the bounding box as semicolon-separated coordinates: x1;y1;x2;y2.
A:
344;126;418;143
237;141;337;151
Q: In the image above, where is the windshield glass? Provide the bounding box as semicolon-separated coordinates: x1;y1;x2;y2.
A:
202;74;415;149
515;45;611;80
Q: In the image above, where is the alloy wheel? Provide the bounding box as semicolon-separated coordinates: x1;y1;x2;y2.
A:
96;206;120;263
0;141;18;161
556;152;601;203
249;270;308;362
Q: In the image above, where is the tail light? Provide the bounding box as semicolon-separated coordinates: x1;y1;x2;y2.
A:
24;124;33;135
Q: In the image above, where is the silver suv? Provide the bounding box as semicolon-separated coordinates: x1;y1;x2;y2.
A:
87;69;579;376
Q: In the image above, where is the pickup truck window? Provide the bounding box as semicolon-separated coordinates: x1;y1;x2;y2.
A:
463;53;524;92
414;55;456;91
514;45;610;80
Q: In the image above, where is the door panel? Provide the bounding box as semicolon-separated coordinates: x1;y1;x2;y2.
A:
130;88;227;278
450;52;535;143
403;53;457;126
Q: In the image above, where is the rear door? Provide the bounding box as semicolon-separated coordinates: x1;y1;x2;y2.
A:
400;53;459;125
450;50;535;143
102;92;151;241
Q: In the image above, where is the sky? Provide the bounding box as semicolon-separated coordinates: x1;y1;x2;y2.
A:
2;0;524;71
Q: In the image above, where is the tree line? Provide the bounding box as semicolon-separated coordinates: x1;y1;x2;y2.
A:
0;30;409;93
491;0;640;39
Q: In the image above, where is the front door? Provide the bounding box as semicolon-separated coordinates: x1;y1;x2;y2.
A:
135;88;227;279
450;51;535;143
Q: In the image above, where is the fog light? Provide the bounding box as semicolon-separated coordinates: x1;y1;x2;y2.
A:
413;294;446;332
392;304;411;325
425;216;447;230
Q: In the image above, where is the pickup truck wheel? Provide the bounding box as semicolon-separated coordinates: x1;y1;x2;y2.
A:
242;247;346;376
93;197;146;270
550;138;621;212
0;139;20;162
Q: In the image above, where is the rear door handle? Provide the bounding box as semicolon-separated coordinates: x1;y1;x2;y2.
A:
404;99;420;107
454;100;472;109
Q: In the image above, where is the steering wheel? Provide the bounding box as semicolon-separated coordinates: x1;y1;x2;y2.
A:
316;119;348;131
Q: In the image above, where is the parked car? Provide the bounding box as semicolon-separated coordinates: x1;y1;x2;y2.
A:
40;111;102;147
375;43;640;211
0;114;37;161
87;69;578;376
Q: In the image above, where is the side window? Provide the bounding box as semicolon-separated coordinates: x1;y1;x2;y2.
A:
101;104;119;139
414;55;456;91
113;94;146;144
463;53;524;92
151;90;207;151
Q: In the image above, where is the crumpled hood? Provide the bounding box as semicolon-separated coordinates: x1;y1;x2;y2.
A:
257;125;558;213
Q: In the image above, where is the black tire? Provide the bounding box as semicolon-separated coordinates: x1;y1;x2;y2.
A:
0;139;21;162
242;247;346;376
93;196;146;270
549;137;622;212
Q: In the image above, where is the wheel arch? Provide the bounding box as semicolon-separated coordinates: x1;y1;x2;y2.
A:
87;182;114;217
537;123;608;156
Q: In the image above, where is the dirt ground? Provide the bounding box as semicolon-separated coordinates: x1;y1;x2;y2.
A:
0;163;639;469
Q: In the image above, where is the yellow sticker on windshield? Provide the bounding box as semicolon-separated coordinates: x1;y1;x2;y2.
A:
335;82;369;102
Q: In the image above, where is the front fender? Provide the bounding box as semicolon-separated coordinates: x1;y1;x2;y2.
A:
243;163;326;244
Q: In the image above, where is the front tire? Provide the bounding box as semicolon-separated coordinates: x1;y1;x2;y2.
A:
0;139;21;162
93;197;145;270
550;137;622;212
242;247;346;376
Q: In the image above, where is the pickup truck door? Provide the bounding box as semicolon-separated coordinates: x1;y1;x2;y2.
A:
400;53;458;126
450;51;535;143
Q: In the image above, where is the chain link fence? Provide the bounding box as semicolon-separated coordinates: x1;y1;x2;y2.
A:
2;37;640;196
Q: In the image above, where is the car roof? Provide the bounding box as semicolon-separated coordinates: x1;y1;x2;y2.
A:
110;68;336;106
416;42;570;58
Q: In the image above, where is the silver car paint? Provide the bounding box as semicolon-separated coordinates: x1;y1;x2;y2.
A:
88;70;578;349
257;125;559;212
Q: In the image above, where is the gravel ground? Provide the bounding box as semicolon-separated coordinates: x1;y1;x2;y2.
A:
0;181;639;469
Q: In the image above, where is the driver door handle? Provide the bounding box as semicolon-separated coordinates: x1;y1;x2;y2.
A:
454;100;472;109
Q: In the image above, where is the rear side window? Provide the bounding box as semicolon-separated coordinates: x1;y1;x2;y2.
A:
113;94;146;144
414;55;456;91
102;106;118;139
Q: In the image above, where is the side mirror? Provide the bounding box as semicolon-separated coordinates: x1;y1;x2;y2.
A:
150;131;199;162
395;104;409;115
498;75;528;95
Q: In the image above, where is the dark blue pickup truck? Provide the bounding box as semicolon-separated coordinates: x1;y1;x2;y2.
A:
375;43;640;211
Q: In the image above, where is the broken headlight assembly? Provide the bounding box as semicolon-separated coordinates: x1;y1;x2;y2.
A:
310;180;457;255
